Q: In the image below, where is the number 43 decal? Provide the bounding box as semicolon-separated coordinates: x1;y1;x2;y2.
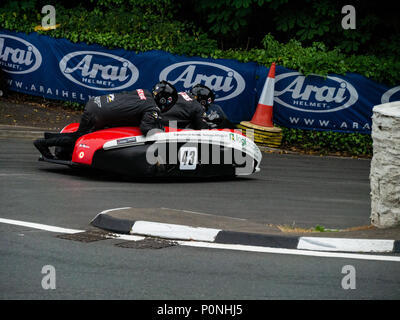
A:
179;147;198;170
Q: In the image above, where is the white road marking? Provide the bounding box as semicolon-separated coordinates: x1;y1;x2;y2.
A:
0;217;145;241
177;241;400;262
0;217;399;262
0;173;33;176
0;218;84;234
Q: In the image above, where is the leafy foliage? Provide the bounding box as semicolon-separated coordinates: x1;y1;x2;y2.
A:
0;0;216;56
210;35;400;86
281;127;372;157
2;0;397;156
193;0;400;57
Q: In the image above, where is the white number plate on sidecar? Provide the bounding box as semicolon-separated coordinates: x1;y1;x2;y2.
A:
179;147;198;170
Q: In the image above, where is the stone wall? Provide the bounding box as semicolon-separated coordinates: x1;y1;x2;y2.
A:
370;102;400;228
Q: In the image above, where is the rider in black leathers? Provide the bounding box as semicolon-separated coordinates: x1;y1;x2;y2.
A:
161;91;210;130
190;84;236;129
33;81;178;159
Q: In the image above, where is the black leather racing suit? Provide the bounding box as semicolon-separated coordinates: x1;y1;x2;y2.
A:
77;89;163;136
161;92;209;130
205;103;236;129
41;89;163;158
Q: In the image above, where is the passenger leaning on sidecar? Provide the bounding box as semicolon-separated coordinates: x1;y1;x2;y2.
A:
161;91;210;130
33;81;178;159
190;84;236;129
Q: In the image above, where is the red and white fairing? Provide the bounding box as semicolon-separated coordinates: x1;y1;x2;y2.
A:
59;124;262;176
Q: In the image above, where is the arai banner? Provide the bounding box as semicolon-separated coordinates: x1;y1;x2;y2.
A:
1;29;398;134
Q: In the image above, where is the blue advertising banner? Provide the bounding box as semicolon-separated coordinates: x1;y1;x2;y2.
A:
1;29;399;134
265;68;394;133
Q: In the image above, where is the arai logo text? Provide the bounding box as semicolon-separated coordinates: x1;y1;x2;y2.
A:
0;34;42;74
159;61;245;101
59;51;139;91
381;86;400;104
274;72;358;113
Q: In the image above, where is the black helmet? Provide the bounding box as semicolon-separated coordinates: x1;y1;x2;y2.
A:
152;80;178;112
190;84;215;109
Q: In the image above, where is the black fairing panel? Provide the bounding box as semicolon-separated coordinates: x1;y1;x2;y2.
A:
91;144;158;177
91;142;252;178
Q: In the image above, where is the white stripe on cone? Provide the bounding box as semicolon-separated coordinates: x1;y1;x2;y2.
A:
258;76;275;107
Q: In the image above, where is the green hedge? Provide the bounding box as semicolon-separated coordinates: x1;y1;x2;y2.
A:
2;2;395;156
1;3;399;85
0;3;217;56
280;127;372;157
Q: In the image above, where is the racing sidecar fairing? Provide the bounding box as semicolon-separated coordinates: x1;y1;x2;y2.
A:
41;124;262;178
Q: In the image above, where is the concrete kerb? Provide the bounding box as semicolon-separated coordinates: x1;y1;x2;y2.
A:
91;207;400;254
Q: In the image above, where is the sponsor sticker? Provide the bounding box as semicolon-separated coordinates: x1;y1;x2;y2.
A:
179;91;193;101
137;89;146;100
117;137;137;145
229;132;247;147
106;93;115;103
93;96;101;108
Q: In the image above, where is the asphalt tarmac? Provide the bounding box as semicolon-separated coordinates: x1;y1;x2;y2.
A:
2;137;398;300
1;138;371;230
1;222;400;300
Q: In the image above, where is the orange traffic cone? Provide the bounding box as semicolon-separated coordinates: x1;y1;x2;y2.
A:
250;62;275;127
238;62;282;148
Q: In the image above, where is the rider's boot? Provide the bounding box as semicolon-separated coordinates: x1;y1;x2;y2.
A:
34;135;76;159
33;138;55;159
